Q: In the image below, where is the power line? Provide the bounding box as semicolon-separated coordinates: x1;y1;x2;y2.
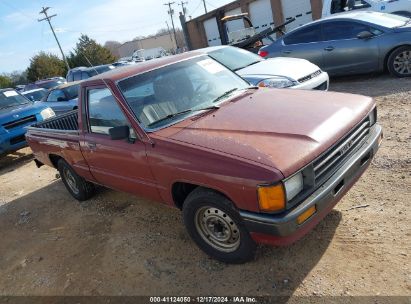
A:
202;0;207;13
38;7;70;70
164;2;179;50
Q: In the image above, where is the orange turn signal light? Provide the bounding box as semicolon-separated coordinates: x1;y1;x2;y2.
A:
297;205;316;225
258;184;286;212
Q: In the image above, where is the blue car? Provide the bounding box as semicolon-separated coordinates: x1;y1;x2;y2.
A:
40;81;80;115
0;88;55;155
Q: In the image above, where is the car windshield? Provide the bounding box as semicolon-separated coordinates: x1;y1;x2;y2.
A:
357;13;409;28
22;90;46;101
63;84;80;99
0;90;31;109
208;47;263;71
118;56;250;130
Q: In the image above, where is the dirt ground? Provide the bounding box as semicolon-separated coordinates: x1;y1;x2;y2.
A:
0;74;410;298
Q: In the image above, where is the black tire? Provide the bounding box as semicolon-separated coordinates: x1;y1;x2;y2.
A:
182;187;257;264
387;46;411;78
58;159;95;201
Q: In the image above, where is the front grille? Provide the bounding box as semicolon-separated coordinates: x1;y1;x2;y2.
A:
10;134;26;145
298;70;322;83
2;115;37;130
313;81;328;91
313;117;371;184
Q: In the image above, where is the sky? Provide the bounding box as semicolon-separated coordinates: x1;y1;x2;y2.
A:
0;0;233;74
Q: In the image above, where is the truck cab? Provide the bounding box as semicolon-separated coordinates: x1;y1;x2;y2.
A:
322;0;411;18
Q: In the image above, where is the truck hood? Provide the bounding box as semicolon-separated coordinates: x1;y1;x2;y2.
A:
237;57;321;82
156;89;374;177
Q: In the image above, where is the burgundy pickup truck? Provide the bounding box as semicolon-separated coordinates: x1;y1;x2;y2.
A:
26;53;382;263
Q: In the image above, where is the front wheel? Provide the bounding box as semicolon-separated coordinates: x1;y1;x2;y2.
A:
183;188;256;264
387;46;411;78
58;159;95;201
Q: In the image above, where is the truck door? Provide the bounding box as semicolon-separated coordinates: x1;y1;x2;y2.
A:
80;86;162;202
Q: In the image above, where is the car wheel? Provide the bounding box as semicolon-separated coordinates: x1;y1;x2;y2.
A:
183;187;257;264
58;159;95;201
387;46;411;78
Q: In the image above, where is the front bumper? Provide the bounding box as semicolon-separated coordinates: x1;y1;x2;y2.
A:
292;71;329;91
240;124;382;246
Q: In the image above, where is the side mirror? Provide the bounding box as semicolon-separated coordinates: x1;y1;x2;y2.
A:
57;97;67;102
109;125;130;140
357;31;374;40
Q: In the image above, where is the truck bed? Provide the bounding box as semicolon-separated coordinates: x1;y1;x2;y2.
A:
30;110;79;132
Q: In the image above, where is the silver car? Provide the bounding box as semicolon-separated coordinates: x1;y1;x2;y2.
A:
259;12;411;77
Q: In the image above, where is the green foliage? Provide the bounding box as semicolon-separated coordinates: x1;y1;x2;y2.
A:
68;34;117;68
0;75;13;89
26;52;66;82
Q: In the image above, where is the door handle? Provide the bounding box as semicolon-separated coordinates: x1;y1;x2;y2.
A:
324;46;335;51
283;50;292;54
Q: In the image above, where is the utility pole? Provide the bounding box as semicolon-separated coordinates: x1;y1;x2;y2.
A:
165;21;174;43
202;0;207;13
164;2;179;50
38;7;70;70
178;1;188;16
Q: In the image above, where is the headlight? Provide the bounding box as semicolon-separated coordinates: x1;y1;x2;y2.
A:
257;184;286;212
369;107;377;126
257;77;296;89
40;108;55;120
284;172;304;201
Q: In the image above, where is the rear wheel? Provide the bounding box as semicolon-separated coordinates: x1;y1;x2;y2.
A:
182;188;256;264
387;46;411;78
58;159;95;201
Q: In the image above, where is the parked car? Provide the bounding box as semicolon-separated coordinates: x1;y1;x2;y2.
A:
24;78;67;91
0;89;55;155
200;46;329;90
66;65;115;82
15;85;26;92
322;0;411;18
26;53;382;263
21;88;47;102
259;12;411;77
41;82;81;115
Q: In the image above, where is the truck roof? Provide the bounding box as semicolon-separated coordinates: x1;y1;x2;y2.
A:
85;52;202;84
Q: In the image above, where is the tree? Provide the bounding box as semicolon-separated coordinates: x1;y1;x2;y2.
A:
68;34;117;68
104;41;122;58
26;52;66;82
0;75;13;89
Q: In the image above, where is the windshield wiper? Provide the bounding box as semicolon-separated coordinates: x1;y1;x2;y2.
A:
147;105;220;128
212;88;239;104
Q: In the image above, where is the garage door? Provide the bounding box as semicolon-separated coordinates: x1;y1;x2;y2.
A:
281;0;313;31
248;0;274;43
204;17;221;46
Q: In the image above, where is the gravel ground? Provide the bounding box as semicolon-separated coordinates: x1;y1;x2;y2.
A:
0;74;410;298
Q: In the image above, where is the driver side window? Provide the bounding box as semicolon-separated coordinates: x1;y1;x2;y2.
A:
47;90;65;102
88;87;135;137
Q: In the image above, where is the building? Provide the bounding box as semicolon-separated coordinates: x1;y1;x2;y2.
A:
185;0;323;49
117;33;177;58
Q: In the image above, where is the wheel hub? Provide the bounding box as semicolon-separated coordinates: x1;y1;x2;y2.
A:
393;50;411;75
195;207;240;253
63;168;79;195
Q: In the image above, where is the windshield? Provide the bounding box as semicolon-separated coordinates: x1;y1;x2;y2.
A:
22;90;46;101
208;47;263;71
0;90;31;109
63;84;80;99
358;13;410;28
118;56;249;130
